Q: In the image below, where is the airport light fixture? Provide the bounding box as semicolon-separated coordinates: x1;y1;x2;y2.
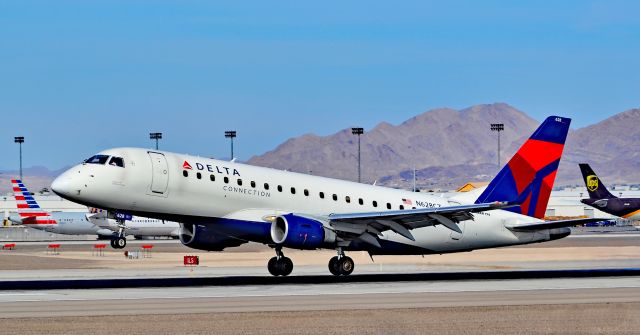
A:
351;127;364;183
149;132;163;150
14;136;24;180
490;123;504;168
225;130;237;160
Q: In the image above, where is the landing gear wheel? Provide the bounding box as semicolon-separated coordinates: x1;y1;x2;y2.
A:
338;256;354;276
328;256;341;276
279;257;293;276
110;239;117;249
268;257;279;276
267;255;294;276
115;237;127;249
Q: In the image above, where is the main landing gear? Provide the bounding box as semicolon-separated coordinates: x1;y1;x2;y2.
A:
328;248;354;276
267;247;293;276
110;219;127;249
265;247;355;277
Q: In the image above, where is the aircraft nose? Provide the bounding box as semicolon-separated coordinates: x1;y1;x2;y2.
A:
51;168;80;199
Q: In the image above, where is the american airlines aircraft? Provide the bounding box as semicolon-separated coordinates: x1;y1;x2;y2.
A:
10;180;181;248
51;116;600;276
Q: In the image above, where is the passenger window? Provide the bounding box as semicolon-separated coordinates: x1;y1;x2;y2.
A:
237;179;242;186
264;183;270;190
183;170;188;177
373;200;378;207
399;205;404;210
319;192;325;199
358;198;363;205
108;156;125;168
386;203;391;209
196;172;202;179
332;194;338;201
251;181;256;188
345;196;351;203
304;189;309;196
291;187;296;194
84;155;110;165
278;185;283;192
224;177;229;184
210;175;215;182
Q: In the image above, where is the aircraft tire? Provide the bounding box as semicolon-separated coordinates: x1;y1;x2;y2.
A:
115;237;126;249
267;257;280;276
338;256;354;276
279;257;293;276
110;239;118;249
328;256;341;276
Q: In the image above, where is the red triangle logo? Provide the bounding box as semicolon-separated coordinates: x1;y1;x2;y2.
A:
183;161;193;170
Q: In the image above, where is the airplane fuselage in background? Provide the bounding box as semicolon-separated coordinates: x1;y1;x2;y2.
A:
581;198;640;221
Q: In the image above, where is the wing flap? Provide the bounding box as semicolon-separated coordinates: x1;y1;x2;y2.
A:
506;218;609;231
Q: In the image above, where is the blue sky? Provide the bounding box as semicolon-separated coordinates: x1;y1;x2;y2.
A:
1;1;639;170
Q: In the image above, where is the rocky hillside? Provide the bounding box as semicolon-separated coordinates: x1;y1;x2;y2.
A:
249;104;640;190
249;103;539;185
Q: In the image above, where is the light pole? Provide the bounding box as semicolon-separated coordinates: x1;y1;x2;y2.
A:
490;123;504;169
351;127;364;183
225;130;236;160
14;136;24;180
149;132;162;150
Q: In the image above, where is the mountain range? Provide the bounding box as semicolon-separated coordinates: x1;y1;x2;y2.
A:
248;103;640;190
2;103;639;195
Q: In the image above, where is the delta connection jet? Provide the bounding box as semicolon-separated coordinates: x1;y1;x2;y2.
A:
51;116;602;276
579;163;640;221
10;180;181;248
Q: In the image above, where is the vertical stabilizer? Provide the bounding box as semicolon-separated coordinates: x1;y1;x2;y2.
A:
476;116;571;219
578;164;615;199
11;179;57;225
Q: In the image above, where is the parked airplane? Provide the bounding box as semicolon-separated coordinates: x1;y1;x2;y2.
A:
579;163;640;221
10;180;112;237
51;116;601;276
86;207;181;248
10;180;181;248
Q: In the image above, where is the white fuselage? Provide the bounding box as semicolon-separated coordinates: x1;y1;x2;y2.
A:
89;215;180;237
52;148;562;254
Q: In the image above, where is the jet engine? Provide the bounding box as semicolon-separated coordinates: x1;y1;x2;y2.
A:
180;223;246;251
270;214;335;250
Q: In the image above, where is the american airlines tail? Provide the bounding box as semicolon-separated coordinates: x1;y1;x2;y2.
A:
475;116;570;219
579;163;616;199
11;179;57;225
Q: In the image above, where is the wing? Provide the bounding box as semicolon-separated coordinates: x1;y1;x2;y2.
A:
326;201;518;247
505;218;610;231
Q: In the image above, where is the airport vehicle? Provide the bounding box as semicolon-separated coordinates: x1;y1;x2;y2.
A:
10;180;181;248
51;116;602;276
579;163;640;221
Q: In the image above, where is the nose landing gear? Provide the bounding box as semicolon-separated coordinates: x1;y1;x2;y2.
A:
328;248;354;276
110;219;127;249
267;247;293;276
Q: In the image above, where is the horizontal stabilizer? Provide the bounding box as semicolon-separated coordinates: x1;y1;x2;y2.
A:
506;218;609;231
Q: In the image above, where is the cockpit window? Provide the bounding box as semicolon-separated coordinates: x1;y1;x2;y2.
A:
108;156;125;168
84;155;110;165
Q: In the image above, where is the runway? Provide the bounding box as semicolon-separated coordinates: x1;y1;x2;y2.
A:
1;275;639;317
0;235;639;333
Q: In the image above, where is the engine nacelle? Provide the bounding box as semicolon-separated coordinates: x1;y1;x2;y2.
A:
180;223;246;251
270;214;335;250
